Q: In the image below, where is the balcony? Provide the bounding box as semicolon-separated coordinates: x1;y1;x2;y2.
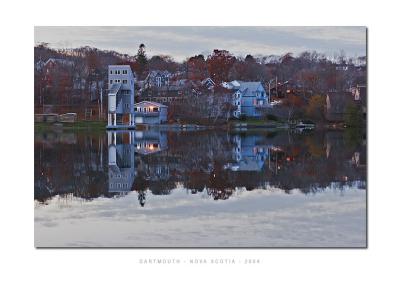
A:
134;111;160;117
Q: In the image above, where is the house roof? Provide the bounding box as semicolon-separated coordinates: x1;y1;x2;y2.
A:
108;83;121;95
221;80;241;89
45;58;74;66
237;81;264;96
109;64;131;68
201;77;215;86
134;101;168;108
230;158;264;171
146;70;171;79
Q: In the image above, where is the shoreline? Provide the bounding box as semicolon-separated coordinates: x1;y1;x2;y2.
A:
34;120;363;133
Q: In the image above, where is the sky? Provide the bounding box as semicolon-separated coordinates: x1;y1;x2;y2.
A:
34;26;366;62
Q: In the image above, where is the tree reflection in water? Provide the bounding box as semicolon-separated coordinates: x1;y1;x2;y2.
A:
34;129;366;206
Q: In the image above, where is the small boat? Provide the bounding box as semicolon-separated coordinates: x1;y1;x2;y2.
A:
295;121;315;129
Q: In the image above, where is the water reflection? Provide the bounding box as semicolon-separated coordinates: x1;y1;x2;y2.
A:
107;131;135;195
34;129;366;206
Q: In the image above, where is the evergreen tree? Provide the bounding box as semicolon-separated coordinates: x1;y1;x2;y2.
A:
136;43;148;79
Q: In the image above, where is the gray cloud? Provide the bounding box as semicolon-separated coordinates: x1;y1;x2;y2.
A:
34;26;366;61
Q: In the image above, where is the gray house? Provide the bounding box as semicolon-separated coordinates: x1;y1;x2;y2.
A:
107;65;135;129
134;101;168;124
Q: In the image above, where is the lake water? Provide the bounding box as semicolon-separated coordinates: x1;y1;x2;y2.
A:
34;129;366;247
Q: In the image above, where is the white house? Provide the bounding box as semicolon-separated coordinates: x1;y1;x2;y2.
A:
107;65;135;129
134;101;168;124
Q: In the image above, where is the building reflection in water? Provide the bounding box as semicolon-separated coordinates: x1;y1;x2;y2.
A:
134;130;167;155
225;134;269;172
107;130;169;206
107;131;135;196
35;130;366;205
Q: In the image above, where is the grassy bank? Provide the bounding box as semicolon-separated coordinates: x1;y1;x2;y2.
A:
35;121;107;132
229;118;288;129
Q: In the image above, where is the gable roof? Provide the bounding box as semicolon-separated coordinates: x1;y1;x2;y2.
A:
134;101;168;108
45;58;74;66
201;77;215;86
237;81;264;97
146;70;171;79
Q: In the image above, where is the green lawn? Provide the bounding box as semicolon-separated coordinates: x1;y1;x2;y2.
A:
230;118;287;128
35;121;107;132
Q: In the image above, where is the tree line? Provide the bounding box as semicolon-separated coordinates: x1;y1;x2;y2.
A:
34;43;366;123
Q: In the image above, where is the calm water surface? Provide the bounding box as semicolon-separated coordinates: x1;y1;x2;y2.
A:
34;129;366;247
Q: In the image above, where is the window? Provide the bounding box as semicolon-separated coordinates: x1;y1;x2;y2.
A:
110;80;113;84
153;107;159;112
134;107;137;111
125;103;129;108
116;70;121;75
123;80;127;84
110;70;113;74
123;70;127;74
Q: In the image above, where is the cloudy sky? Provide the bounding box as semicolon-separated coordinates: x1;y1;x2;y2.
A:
35;26;366;62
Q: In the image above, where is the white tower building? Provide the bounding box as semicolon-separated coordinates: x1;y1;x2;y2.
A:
107;65;135;129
